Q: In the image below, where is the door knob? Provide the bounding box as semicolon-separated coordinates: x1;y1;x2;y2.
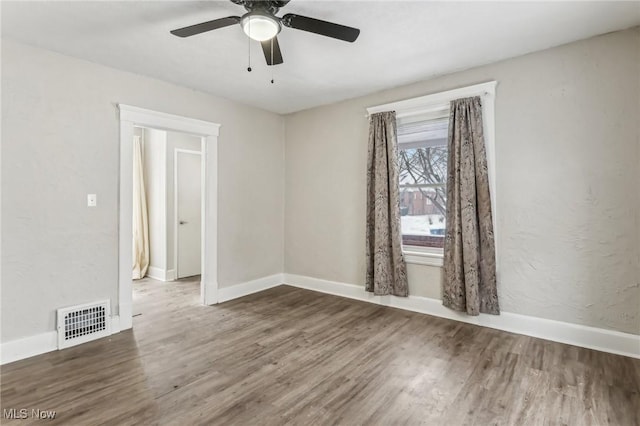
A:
179;221;188;225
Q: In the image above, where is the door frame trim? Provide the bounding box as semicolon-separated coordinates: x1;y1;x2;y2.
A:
174;148;203;281
118;104;220;331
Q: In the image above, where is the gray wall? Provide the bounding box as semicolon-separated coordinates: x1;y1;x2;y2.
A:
284;28;640;335
1;39;285;342
3;28;638;344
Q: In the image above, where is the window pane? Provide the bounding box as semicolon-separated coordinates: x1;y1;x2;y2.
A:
399;187;446;249
399;147;448;185
398;116;448;249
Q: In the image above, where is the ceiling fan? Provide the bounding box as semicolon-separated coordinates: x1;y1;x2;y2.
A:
170;0;360;66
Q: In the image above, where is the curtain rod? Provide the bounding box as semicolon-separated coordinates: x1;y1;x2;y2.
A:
365;81;497;118
365;91;492;119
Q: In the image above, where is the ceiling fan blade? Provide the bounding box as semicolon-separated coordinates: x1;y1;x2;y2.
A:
261;37;284;65
171;16;240;38
282;14;360;42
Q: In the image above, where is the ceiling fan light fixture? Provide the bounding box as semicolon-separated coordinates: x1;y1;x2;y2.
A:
242;12;280;42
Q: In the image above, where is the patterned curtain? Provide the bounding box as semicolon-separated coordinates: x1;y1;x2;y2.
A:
442;97;499;315
365;112;409;296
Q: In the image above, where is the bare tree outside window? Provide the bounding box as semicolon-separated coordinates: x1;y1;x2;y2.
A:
399;146;447;214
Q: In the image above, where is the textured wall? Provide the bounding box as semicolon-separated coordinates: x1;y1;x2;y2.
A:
1;40;285;342
284;28;640;334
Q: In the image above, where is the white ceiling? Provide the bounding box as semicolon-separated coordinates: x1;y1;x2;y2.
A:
2;1;639;114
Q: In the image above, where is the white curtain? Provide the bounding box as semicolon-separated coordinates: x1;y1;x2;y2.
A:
132;135;150;279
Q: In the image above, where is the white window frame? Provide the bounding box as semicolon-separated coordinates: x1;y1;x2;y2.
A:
366;81;497;268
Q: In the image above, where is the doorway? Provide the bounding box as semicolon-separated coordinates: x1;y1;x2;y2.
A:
118;105;220;332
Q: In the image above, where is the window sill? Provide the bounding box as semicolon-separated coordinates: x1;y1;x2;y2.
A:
402;247;444;267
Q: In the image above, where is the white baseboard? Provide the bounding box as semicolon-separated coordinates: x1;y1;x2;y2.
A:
111;315;121;334
4;275;636;364
146;266;165;281
0;331;57;365
146;266;175;282
283;273;640;359
1;315;122;365
218;274;284;303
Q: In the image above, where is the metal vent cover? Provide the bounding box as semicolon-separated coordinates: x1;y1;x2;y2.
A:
57;300;111;349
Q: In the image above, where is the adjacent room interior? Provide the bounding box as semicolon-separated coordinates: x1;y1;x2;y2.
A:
132;126;204;313
1;1;639;424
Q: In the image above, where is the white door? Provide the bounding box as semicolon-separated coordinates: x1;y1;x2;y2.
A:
176;150;201;279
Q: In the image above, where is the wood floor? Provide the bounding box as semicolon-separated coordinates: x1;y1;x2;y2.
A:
2;277;639;425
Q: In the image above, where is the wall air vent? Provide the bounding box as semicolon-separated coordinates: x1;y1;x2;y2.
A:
57;300;111;349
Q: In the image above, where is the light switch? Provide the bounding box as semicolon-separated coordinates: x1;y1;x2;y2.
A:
87;194;97;207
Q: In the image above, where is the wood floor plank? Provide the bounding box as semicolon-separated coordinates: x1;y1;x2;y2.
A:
1;276;638;425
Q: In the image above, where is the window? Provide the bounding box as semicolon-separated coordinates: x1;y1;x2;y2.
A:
397;111;449;249
366;81;496;264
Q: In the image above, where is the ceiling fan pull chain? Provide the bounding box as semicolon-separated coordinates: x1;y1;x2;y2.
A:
270;38;275;84
247;18;252;72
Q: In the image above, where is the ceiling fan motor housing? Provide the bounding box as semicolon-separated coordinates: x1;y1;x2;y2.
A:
241;10;282;41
